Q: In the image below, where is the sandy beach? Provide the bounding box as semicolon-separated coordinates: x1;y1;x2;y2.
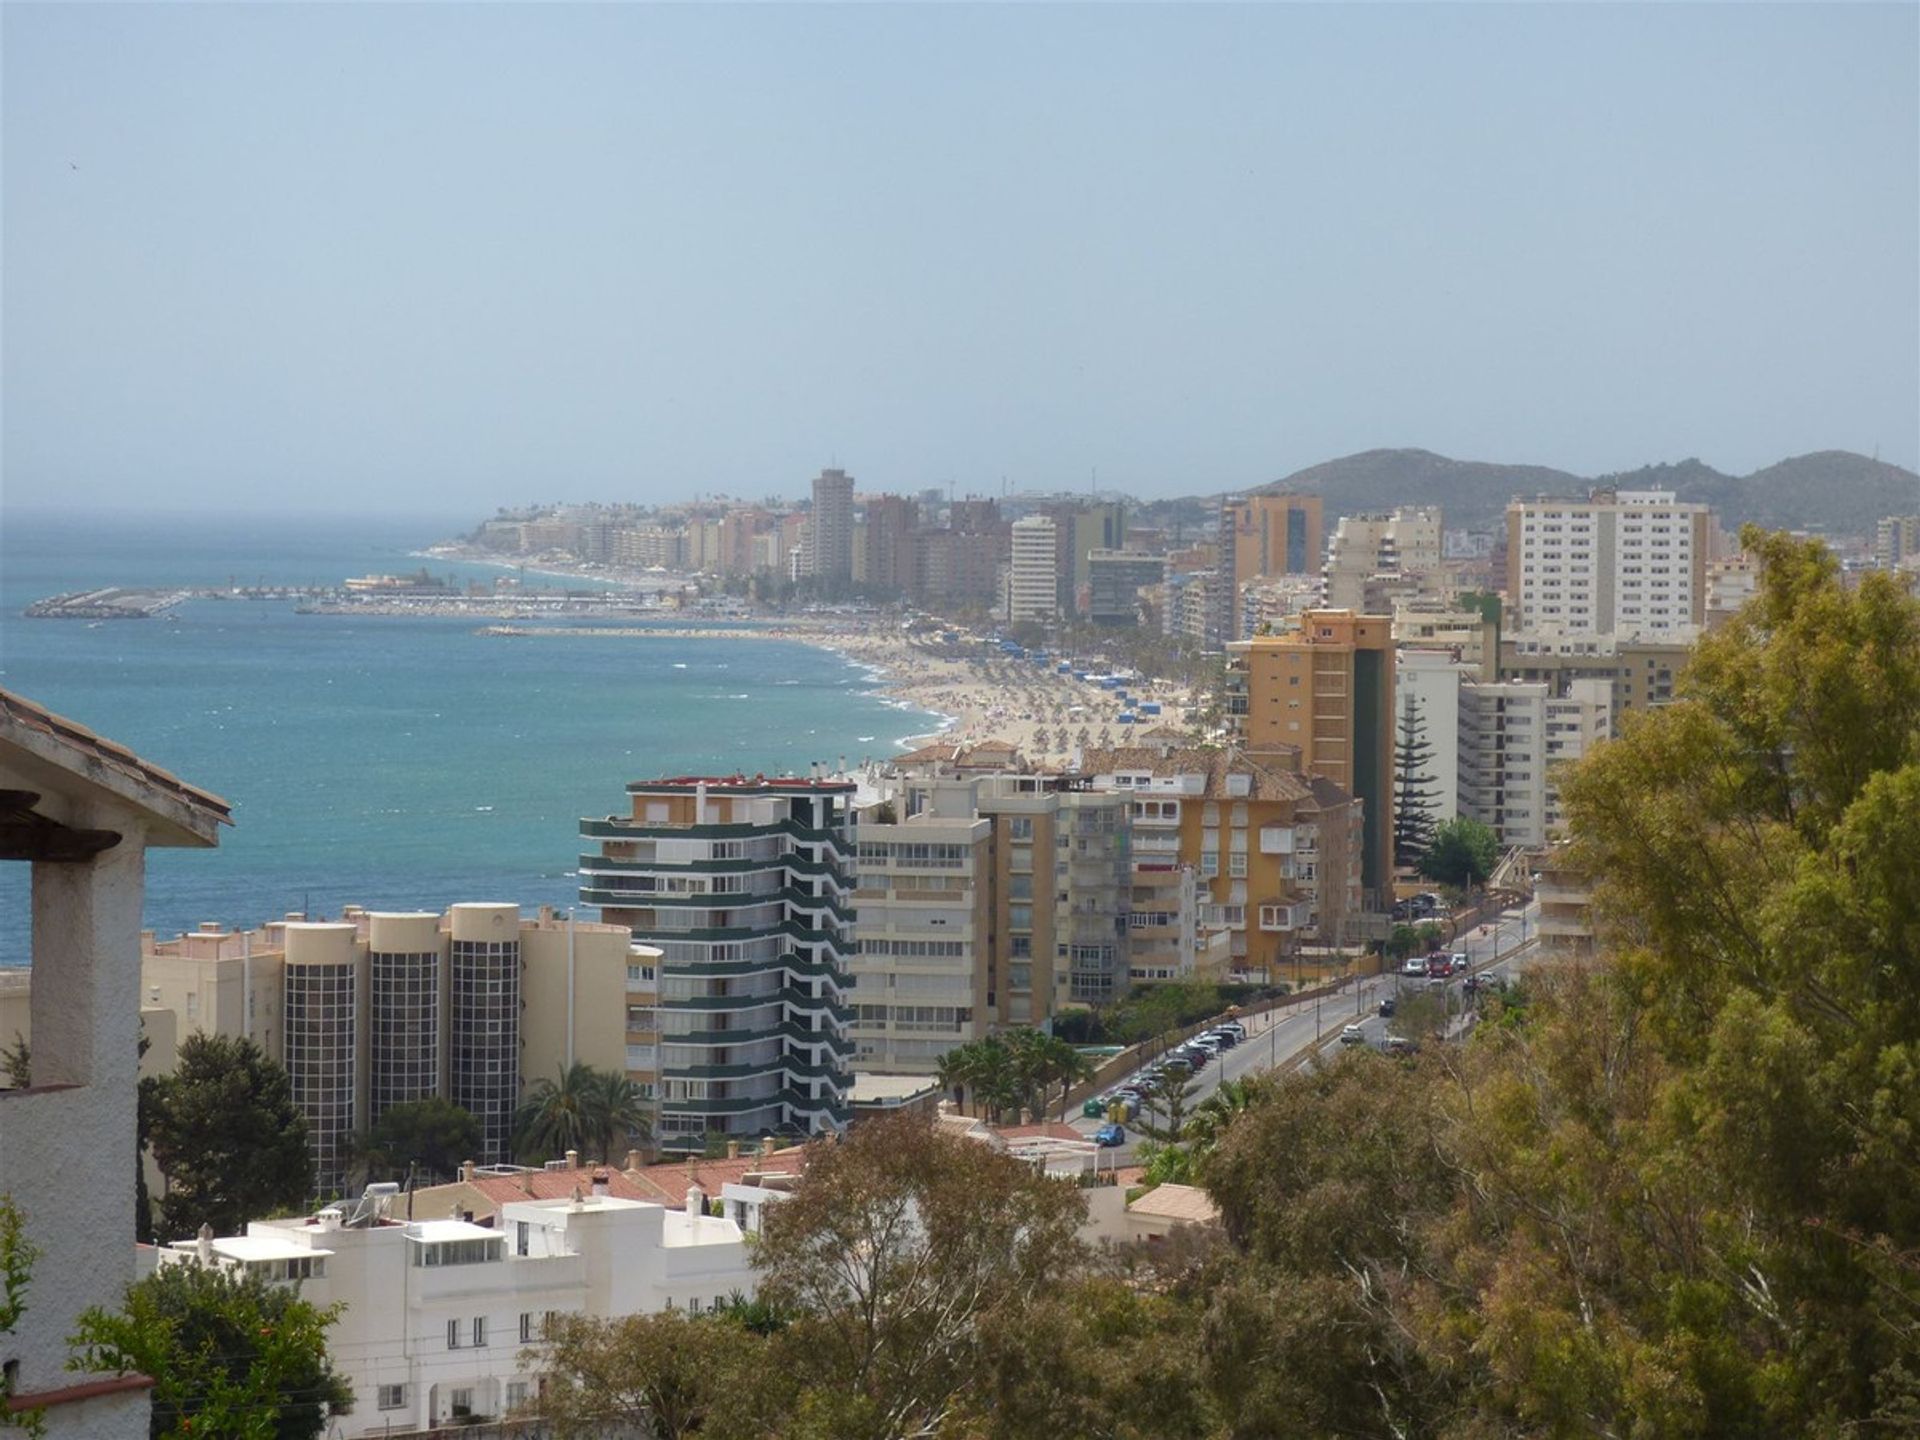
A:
812;628;1198;767
477;619;1199;766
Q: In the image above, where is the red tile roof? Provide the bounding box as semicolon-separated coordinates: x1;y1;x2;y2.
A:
460;1168;657;1209
0;687;231;824
627;1148;813;1207
992;1122;1086;1144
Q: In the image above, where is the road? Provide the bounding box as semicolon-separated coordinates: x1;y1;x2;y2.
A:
1070;901;1542;1157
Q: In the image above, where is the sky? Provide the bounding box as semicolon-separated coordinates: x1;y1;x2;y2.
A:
3;3;1916;515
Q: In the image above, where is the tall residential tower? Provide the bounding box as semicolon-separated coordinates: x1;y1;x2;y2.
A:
582;776;857;1143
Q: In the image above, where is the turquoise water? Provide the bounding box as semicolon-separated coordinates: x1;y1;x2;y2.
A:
0;510;937;962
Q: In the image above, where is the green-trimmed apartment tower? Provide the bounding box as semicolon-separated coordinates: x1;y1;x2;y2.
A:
580;775;857;1144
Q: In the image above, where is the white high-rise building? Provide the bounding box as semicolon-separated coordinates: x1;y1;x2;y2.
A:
1458;678;1612;849
1008;515;1060;623
1396;651;1471;829
808;468;855;581
1505;489;1709;636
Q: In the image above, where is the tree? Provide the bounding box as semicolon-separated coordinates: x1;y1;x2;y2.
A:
535;1309;792;1440
1417;814;1499;888
752;1112;1087;1438
147;1034;311;1239
355;1097;482;1185
1;1035;27;1090
1;1195;43;1439
70;1262;352;1440
1392;691;1440;865
513;1063;653;1164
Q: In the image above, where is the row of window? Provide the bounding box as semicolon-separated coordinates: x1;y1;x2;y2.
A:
447;1310;559;1352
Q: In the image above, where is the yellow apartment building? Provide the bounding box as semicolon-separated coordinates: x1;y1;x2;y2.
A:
1225;609;1395;899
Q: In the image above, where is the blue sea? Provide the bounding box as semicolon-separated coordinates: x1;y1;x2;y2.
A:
0;509;940;964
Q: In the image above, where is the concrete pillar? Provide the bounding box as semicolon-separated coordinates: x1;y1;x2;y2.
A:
28;817;144;1091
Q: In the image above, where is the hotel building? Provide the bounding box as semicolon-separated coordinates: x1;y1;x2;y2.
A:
1504;488;1709;635
808;468;855;581
580;776;857;1142
127;905;654;1192
1218;492;1325;642
1008;515;1061;623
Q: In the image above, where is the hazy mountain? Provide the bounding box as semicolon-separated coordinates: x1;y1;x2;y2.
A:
1144;447;1919;534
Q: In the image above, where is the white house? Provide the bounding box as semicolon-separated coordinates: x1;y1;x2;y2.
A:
159;1184;756;1432
0;689;228;1439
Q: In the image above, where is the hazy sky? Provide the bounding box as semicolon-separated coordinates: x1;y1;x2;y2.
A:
4;3;1916;514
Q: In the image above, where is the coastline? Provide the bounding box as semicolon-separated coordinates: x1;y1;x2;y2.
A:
418;542;1196;764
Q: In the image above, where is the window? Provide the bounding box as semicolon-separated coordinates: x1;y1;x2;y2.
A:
472;1315;487;1347
689;1297;703;1315
520;1311;534;1343
450;1388;475;1420
378;1384;407;1411
506;1381;530;1411
447;1318;461;1350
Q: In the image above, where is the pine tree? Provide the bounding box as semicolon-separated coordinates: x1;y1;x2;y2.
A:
1393;691;1440;865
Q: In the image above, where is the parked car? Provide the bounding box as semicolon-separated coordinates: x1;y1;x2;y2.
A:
1339;1023;1366;1046
1378;996;1396;1018
1382;1035;1418;1057
1093;1123;1127;1147
1216;1020;1247;1039
1208;1027;1241;1048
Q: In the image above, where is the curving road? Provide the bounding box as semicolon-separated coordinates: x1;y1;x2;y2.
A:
1071;902;1542;1154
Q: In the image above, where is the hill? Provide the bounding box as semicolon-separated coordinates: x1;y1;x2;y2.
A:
1599;451;1920;536
1169;447;1920;534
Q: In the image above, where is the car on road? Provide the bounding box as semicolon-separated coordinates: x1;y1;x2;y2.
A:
1093;1123;1126;1147
1425;953;1451;978
1378;996;1396;1018
1449;952;1470;974
1381;1035;1418;1057
1402;956;1428;977
1339;1023;1366;1046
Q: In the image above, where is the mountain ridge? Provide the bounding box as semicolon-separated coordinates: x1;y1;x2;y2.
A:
1174;447;1920;534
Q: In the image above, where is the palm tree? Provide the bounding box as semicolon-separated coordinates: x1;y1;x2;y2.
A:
936;1040;995;1116
1182;1077;1262;1179
592;1070;653;1160
512;1062;650;1164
